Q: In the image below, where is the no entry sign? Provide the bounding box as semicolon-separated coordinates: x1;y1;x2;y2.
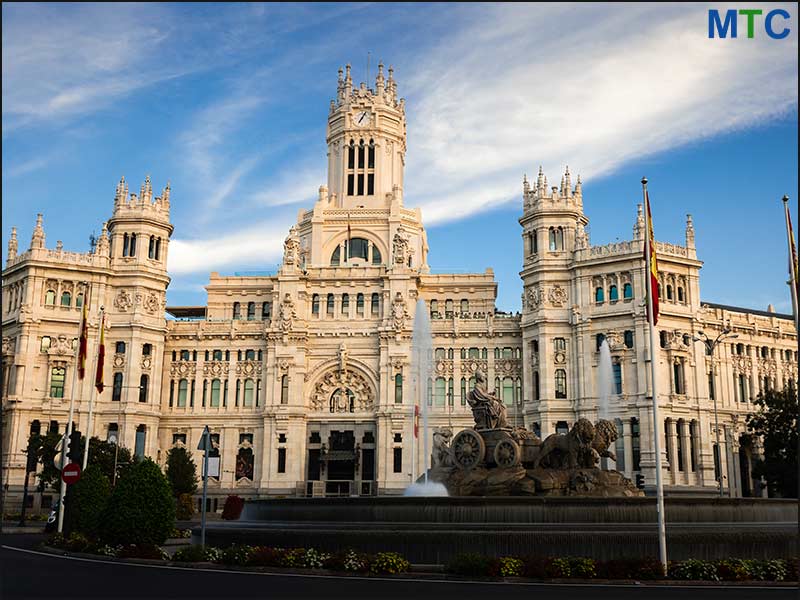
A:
62;462;82;485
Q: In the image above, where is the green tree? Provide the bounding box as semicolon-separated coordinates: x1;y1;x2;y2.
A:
747;387;798;498
69;465;111;537
165;447;198;497
101;458;176;545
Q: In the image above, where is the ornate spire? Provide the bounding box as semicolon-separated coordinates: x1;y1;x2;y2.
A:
115;176;126;207
162;181;171;206
564;166;572;196
523;173;530;194
142;174;152;203
560;174;566;196
376;61;385;95
31;213;45;249
96;221;110;256
7;226;18;262
536;165;544;192
685;213;695;248
633;203;644;240
575;174;582;195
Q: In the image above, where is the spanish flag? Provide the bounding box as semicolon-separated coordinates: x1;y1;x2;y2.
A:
95;312;105;394
413;405;419;438
77;299;89;379
644;191;660;325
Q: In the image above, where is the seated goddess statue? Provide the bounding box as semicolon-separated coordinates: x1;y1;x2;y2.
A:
467;369;509;430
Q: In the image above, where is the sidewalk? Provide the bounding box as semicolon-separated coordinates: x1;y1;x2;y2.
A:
1;521;48;535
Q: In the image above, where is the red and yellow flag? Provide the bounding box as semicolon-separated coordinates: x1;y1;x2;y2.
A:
77;300;89;379
644;191;660;325
95;313;105;394
413;405;420;438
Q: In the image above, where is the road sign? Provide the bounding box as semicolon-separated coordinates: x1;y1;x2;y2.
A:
204;456;220;478
62;462;82;485
197;426;211;451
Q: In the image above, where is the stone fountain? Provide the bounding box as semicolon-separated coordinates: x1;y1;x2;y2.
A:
427;370;643;497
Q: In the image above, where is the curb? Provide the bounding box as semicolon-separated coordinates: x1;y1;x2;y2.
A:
33;545;799;587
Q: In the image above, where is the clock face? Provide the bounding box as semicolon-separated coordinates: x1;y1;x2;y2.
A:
353;110;370;127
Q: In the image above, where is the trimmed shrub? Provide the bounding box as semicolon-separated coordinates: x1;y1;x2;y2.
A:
716;558;750;581
764;559;788;581
176;493;194;520
278;548;306;568
46;532;66;549
64;532;91;552
221;495;245;520
248;546;285;567
325;549;370;573
101;458;175;545
117;543;168;560
546;557;571;578
302;548;331;568
173;545;219;563
370;551;410;575
70;465;111;538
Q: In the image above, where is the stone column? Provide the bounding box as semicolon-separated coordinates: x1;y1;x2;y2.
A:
622;417;633;478
679;420;691;484
665;418;678;485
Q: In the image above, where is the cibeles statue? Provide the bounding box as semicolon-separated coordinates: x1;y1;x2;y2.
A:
467;369;509;430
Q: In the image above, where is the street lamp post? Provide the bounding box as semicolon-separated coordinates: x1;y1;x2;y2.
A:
692;327;738;497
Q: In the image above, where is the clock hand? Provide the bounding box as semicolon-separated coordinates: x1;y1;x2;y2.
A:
358;113;366;124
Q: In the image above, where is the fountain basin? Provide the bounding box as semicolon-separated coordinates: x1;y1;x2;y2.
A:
197;496;797;562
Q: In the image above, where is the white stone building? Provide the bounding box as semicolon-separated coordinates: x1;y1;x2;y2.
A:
2;64;797;511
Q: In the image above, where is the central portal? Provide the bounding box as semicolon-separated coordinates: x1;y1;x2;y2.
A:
305;422;376;497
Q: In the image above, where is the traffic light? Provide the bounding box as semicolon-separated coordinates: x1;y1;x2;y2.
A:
67;428;82;463
635;473;645;490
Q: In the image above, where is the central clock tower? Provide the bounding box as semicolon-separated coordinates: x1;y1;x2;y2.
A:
326;63;407;209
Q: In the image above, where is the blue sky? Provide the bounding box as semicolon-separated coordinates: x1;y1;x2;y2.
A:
3;2;798;312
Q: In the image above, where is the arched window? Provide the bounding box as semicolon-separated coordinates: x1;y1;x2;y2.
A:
556;421;569;434
330;387;355;413
331;245;341;266
614;418;625;472
660;331;668;348
327;294;335;315
247;302;256;320
623;283;633;299
673;359;685;394
613;362;622;394
181;349;191;361
549;228;556;251
631;417;641;471
211;379;221;407
116;341;126;354
494;347;501;360
468;347;480;359
245;349;256;360
312;294;320;316
666;285;673;300
430;299;438;318
341;293;349;314
61;291;71;306
356;293;364;315
461;299;469;314
445;299;454;318
155;238;161;260
533;371;540;401
482;348;488;360
624;330;634;348
349;238;369;261
30;420;41;436
595;287;604;303
148;236;155;259
596;333;606;351
280;374;289;404
554;338;566;352
448;348;454;359
233;302;241;320
139;374;149;403
556;227;564;250
41;336;51;352
460;348;467;359
129;233;137;257
502;377;514;406
555;369;567;398
123;233;129;257
609;285;618;301
177;379;188;407
677;287;684;302
372;246;382;265
134;424;146;458
50;367;66;398
112;372;123;402
262;302;271;319
242;379;254;407
76;293;84;308
144;344;153;356
45;290;56;305
394;373;403;404
460;377;467;405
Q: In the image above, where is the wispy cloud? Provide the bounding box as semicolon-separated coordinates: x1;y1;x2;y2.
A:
403;3;798;225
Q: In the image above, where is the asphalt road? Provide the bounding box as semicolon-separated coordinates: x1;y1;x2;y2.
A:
1;534;795;600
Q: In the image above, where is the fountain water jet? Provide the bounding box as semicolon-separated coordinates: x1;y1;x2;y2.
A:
597;340;613;421
407;299;448;496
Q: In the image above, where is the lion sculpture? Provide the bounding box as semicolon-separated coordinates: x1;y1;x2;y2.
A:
587;418;619;467
533;418;596;469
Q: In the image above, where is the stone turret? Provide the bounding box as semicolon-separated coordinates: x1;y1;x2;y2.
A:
30;214;45;249
633;204;644;240
95;222;110;256
685;214;695;249
7;226;18;263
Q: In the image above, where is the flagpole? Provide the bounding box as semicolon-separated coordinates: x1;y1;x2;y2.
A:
783;195;799;330
57;291;87;533
642;177;667;571
82;306;104;470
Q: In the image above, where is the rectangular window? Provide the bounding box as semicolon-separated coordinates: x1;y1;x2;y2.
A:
50;367;66;398
368;144;375;168
190;379;195;408
393;447;403;473
347;174;354;196
357;173;364;196
394;373;403;404
358;145;364;168
613;362;622;394
169;380;175;407
277;448;286;473
348;146;355;169
708;371;715;400
367;173;374;195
